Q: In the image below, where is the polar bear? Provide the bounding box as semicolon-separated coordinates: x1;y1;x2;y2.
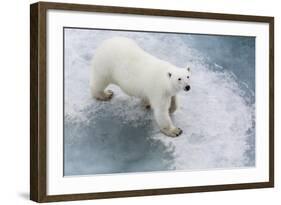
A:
90;37;191;137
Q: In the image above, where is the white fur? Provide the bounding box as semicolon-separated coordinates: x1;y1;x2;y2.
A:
90;37;191;137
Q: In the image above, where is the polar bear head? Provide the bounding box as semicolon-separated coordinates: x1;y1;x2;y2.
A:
167;67;191;93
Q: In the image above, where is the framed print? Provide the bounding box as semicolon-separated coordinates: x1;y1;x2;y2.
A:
30;1;274;202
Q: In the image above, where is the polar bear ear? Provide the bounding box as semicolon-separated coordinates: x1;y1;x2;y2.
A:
168;72;172;78
187;67;191;72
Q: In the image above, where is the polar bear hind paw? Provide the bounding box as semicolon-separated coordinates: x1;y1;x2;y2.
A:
169;105;177;113
161;127;182;137
95;90;114;101
141;99;151;110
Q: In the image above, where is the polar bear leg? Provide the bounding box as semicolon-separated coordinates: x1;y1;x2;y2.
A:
152;99;182;137
169;96;178;113
90;79;113;101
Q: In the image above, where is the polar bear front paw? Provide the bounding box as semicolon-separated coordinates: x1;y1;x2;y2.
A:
95;90;114;101
161;127;182;137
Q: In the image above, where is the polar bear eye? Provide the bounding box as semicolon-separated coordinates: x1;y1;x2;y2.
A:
178;78;181;81
187;76;189;79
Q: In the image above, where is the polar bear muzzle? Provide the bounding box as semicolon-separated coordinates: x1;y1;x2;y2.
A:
184;85;191;91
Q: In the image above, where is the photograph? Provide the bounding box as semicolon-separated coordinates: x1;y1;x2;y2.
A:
63;28;256;176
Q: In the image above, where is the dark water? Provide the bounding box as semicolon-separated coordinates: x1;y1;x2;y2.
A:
187;35;255;92
63;29;255;176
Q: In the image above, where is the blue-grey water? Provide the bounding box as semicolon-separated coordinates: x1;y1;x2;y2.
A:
63;28;255;176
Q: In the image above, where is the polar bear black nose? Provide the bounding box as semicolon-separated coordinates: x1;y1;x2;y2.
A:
184;85;191;91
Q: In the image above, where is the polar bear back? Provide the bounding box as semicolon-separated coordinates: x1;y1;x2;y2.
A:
91;37;171;98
